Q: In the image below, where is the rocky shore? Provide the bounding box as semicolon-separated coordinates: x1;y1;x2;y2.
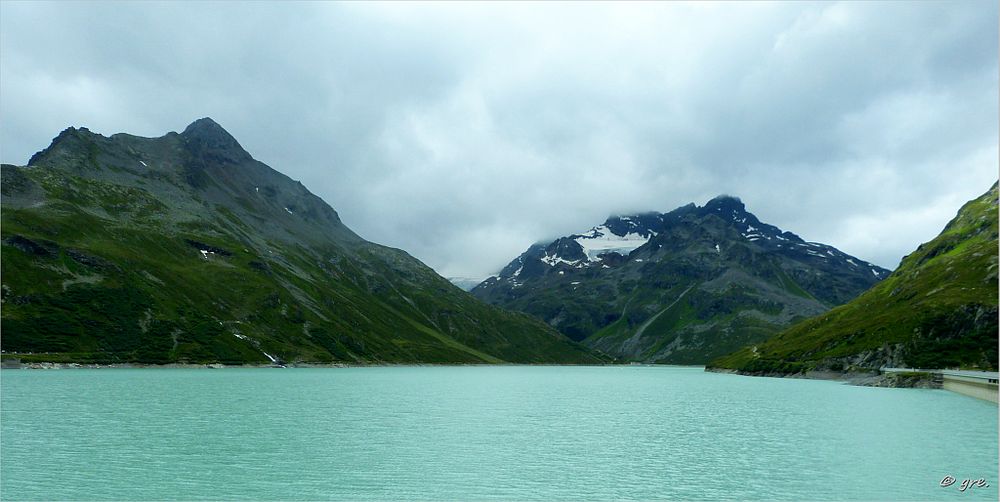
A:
704;367;941;389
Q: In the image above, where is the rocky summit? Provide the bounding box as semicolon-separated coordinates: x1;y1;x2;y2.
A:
472;196;890;364
1;118;600;365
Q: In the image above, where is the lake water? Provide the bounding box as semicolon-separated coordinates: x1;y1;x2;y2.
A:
1;366;997;501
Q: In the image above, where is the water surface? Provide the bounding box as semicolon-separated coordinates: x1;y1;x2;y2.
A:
2;366;996;500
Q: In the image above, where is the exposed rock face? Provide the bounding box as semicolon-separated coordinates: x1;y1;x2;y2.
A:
473;196;889;364
180;117;253;165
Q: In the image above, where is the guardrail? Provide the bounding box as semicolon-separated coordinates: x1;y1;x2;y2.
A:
880;367;998;403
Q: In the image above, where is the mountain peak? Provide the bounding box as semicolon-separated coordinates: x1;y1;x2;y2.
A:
474;192;890;361
180;117;251;164
4;122;601;366
181;117;227;135
26;126;99;166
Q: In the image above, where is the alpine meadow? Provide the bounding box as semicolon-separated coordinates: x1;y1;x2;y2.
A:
1;2;997;501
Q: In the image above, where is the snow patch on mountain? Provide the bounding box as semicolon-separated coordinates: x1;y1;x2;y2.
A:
541;254;583;267
573;225;651;261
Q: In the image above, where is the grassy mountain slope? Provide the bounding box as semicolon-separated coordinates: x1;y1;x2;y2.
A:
710;183;999;373
1;119;600;365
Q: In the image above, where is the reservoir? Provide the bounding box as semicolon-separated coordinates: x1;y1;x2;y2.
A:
1;366;996;500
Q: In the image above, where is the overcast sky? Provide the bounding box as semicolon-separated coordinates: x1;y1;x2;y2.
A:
2;1;997;278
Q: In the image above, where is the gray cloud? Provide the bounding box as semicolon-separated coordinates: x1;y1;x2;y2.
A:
2;1;996;278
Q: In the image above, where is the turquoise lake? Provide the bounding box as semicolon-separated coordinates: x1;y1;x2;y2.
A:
1;366;997;500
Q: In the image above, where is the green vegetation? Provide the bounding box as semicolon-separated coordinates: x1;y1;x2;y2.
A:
710;183;999;374
1;122;601;365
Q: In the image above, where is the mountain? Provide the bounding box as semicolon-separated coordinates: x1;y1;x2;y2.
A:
471;196;890;364
709;183;999;374
0;118;600;365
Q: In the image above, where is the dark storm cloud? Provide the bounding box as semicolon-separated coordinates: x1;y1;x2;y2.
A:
2;1;996;278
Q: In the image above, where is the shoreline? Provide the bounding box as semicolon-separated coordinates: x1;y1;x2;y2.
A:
704;366;941;389
1;360;941;391
1;361;706;370
3;361;943;390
